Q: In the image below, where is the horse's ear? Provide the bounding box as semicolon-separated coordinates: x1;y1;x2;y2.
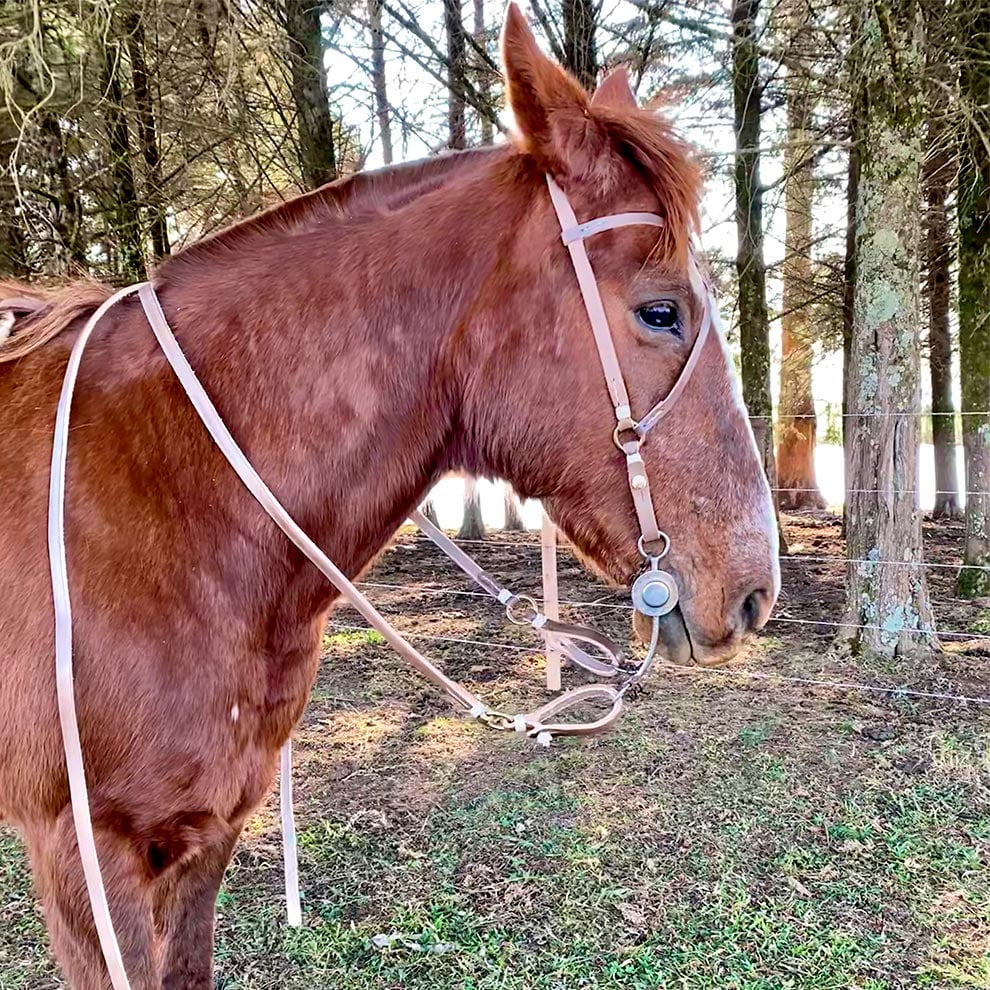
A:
591;66;637;110
501;3;606;179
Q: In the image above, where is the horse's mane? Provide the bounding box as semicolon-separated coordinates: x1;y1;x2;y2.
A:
0;108;700;364
596;108;702;266
0;148;496;365
0;279;113;364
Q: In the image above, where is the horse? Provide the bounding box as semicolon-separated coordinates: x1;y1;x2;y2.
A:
0;7;778;987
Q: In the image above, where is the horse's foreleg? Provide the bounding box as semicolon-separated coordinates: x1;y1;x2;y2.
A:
27;809;160;990
155;822;238;990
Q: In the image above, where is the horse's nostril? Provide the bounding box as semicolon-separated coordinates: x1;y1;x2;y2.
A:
741;589;770;633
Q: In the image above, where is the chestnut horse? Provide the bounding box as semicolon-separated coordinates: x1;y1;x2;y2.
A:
0;8;778;988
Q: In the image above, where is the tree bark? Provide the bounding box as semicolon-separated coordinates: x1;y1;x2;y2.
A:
368;0;393;164
731;0;781;516
503;486;525;530
123;6;169;260
776;0;825;510
842;17;864;524
458;477;486;540
285;0;337;188
840;0;936;659
473;0;493;144
443;0;467;149
925;106;961;519
100;38;146;281
956;0;990;596
561;0;598;89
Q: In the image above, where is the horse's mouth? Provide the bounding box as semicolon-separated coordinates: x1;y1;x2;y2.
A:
655;606;695;666
638;606;740;669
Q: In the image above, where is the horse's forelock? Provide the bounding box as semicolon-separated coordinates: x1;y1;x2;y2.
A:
595;108;703;267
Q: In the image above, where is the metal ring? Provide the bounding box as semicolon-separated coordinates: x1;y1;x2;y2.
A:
637;532;670;560
505;594;539;626
612;423;641;454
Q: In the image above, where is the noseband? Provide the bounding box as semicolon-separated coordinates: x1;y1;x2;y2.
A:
46;174;715;989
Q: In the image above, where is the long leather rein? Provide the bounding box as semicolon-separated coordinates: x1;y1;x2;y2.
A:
46;176;714;989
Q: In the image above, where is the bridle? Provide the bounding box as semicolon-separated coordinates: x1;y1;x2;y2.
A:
545;175;712;639
45;174;715;990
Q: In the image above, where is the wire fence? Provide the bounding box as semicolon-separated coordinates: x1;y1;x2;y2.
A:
325;617;990;708
392;533;990;573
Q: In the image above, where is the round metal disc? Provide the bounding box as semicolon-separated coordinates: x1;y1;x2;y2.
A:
631;569;679;617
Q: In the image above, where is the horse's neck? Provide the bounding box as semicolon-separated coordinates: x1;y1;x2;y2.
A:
138;163;515;612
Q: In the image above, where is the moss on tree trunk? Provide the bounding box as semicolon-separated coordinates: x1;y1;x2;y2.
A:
840;0;936;660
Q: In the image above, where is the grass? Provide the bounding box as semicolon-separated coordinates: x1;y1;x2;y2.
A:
322;629;386;649
2;718;988;989
224;714;988;989
2;569;988;990
200;737;989;989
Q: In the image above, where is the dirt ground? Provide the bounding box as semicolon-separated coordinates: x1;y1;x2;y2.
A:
1;511;988;989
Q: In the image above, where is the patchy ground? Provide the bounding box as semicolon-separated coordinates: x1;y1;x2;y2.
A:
2;513;989;989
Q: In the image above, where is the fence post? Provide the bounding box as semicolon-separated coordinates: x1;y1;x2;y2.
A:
540;508;561;691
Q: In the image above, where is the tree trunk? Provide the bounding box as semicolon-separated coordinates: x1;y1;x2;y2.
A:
776;0;825;510
443;0;467;149
503;486;525;530
458;477;486;540
731;0;782;534
956;0;990;596
473;0;493;144
368;0;393;164
925;108;961;519
285;0;337;188
100;39;145;282
840;0;936;659
123;6;169;260
561;0;598;89
842;6;865;526
38;113;88;272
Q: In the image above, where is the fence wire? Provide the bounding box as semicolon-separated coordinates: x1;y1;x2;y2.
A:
325;619;990;708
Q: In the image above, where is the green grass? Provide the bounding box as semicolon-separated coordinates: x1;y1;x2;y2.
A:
322;629;386;649
3;711;988;989
203;725;989;990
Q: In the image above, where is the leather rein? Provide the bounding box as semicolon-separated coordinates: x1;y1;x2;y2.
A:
45;175;714;989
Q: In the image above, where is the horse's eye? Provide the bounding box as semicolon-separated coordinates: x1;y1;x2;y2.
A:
635;301;681;336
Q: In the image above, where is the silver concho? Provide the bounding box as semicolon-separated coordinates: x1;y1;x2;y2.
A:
630;569;679;617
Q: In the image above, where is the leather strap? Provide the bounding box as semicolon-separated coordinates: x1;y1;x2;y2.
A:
546;177;641;423
545;177;666;550
279;740;301;927
410;507;622;676
49;283;144;990
409;508;512;602
560;212;665;245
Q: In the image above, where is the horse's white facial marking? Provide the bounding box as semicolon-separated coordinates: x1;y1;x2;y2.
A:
0;312;13;345
231;704;240;723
